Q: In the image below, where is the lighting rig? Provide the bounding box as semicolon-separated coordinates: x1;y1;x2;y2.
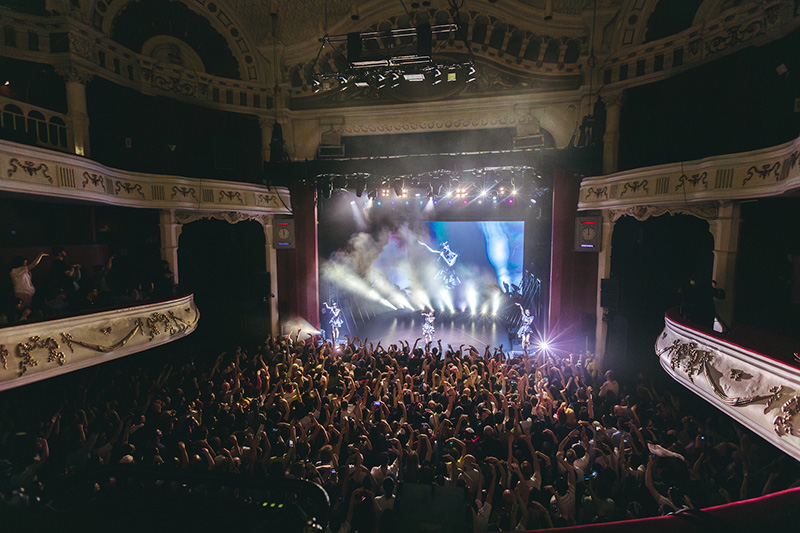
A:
311;2;476;94
308;166;549;207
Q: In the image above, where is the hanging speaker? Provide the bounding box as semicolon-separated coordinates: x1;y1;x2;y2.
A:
417;25;432;58
347;32;362;63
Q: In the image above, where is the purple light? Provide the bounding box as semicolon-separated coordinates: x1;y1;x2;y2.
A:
391;201;395;205
463;200;468;204
508;199;513;204
448;200;453;205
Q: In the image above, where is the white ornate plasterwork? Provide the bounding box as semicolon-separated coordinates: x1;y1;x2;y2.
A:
0;139;291;216
657;310;800;461
0;295;199;391
609;203;718;222
579;134;800;212
175;211;271;225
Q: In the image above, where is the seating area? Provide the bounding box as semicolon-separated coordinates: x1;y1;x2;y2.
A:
2;332;799;531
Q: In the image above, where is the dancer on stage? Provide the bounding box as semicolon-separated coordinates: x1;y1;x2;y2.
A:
515;302;534;351
421;309;436;343
322;301;343;345
418;240;461;289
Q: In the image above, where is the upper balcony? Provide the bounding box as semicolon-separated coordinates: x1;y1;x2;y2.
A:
579;133;800;214
0;138;291;216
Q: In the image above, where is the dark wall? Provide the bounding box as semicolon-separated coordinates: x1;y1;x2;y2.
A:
87;78;262;182
606;214;713;378
619;28;800;170
735;198;800;338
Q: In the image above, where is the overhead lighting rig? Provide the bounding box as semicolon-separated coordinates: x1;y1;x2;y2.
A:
311;22;475;94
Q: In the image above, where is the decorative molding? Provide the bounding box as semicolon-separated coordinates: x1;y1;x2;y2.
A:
0;295;199;391
175;211;271;226
7;158;52;183
0;139;291;216
580;135;800;212
657;310;800;461
609;203;718;222
336;114;539;135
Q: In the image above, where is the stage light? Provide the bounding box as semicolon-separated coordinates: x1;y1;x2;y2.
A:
350;200;356;205
479;189;488;197
391;201;395;205
377;201;382;206
508;199;513;204
405;200;409;205
419;200;423;205
511;188;518;195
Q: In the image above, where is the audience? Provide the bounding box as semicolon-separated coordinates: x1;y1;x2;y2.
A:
1;332;799;532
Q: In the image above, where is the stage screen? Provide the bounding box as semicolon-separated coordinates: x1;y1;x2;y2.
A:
369;221;525;311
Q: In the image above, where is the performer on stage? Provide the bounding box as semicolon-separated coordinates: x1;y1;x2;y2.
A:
322;301;343;344
421;309;436;343
515;302;534;351
418;240;461;289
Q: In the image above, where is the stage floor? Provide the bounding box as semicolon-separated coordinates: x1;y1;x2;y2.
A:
328;310;517;352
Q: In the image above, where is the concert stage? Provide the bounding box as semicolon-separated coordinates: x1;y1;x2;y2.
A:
326;310;517;352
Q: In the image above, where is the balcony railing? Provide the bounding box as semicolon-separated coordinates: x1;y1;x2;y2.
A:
657;308;800;461
0;294;199;391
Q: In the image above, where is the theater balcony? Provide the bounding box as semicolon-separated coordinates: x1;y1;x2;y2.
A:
0;294;198;391
656;308;800;461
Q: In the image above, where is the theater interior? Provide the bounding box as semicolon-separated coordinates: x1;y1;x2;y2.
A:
1;0;799;531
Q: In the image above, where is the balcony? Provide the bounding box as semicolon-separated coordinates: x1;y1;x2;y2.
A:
0;294;198;391
657;308;800;461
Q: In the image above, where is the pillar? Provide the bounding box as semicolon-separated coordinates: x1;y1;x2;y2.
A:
60;67;93;157
708;203;741;328
602;92;625;174
262;216;280;335
594;209;615;367
159;210;181;285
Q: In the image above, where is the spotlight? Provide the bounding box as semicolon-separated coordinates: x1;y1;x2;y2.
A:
350;200;356;205
354;177;367;197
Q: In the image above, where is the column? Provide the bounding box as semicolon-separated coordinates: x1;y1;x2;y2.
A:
594;209;614;367
59;67;93;157
262;216;280;335
602;92;625;174
159;210;181;285
708;203;741;328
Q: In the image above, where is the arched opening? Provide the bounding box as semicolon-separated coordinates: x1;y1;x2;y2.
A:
606;214;714;378
178;218;268;348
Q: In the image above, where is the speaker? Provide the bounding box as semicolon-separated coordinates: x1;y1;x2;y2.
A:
600;278;619;311
347;32;362;63
417;25;432;57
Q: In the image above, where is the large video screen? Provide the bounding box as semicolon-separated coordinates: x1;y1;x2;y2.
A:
366;221;525;311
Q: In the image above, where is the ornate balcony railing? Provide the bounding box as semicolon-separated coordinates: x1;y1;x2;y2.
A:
657;308;800;461
0;138;291;215
579;134;800;213
0;294;199;391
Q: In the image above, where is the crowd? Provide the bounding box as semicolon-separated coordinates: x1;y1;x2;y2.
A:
1;247;176;324
1;332;799;532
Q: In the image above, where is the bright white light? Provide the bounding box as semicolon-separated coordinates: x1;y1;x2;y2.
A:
466;284;478;315
440;290;455;314
350;200;356;205
479;189;488;197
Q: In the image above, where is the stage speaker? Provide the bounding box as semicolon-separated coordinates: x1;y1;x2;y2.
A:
417;25;432;57
600;278;619;311
347;32;362;63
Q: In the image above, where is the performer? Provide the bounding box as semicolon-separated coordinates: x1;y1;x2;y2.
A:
421;309;436;343
322;301;343;344
418;240;461;289
515;302;534;351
